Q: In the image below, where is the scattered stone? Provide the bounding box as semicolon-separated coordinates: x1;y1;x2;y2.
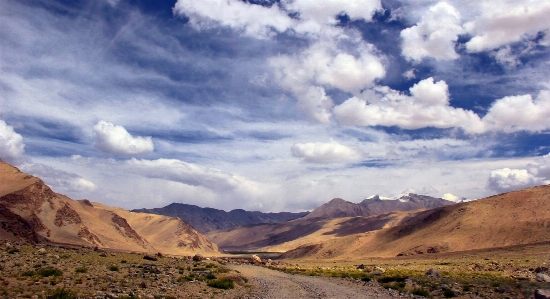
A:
536;267;549;273
139;281;147;289
37;248;46;254
143;254;158;261
374;266;385;273
99;251;108;257
537;273;550;283
192;254;203;261
5;243;12;249
535;289;550;299
425;268;441;278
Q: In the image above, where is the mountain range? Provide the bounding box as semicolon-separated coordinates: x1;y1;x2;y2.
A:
0;160;220;255
133;203;308;233
2;159;550;260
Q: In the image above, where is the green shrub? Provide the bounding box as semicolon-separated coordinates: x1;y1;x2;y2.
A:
443;289;456;298
120;260;127;264
207;277;235;290
411;288;431;297
21;270;35;277
47;288;75;299
37;267;63;277
75;267;87;273
109;265;119;271
7;248;19;254
206;273;217;280
378;275;407;283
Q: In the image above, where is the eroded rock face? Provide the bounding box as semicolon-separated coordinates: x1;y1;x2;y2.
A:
55;203;82;227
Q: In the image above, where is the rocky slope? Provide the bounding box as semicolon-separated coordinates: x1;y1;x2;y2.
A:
207;194;454;251
133;203;308;233
0;160;221;255
281;184;550;259
303;194;453;220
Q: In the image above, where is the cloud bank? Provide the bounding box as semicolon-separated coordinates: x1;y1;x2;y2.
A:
0;120;25;163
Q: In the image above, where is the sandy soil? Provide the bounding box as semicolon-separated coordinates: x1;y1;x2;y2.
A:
232;264;415;299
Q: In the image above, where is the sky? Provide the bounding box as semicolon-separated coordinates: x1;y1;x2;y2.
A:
1;0;550;212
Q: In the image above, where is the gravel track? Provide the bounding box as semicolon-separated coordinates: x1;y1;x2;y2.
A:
231;265;414;299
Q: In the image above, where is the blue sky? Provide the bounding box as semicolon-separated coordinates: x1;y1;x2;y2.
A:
1;0;550;212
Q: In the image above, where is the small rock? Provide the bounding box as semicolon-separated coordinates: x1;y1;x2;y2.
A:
143;255;158;261
370;271;383;276
374;266;385;273
536;267;549;273
537;273;550;283
535;289;550;299
139;281;147;288
425;268;441;278
5;243;12;249
99;252;108;257
37;248;46;254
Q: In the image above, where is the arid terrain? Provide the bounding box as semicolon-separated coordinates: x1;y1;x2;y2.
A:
2;159;550;298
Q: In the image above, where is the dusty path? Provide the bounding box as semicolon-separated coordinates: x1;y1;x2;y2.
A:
231;265;412;299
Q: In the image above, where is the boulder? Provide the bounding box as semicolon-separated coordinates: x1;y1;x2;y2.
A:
192;254;204;261
250;254;262;263
425;268;441;278
535;289;550;299
537;273;550;283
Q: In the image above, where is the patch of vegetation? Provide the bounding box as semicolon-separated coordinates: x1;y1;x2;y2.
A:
74;267;87;273
442;289;455;297
411;288;431;297
206;273;217;280
47;288;76;299
37;267;63;277
7;248;19;254
108;265;119;271
207;277;235;290
21;270;35;277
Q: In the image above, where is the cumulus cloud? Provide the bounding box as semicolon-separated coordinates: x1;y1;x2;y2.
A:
286;0;381;25
487;154;550;193
173;0;294;39
401;2;464;61
0;120;25;163
334;78;485;133
270;40;385;123
464;1;550;52
442;193;459;202
487;168;544;193
93;121;154;155
482;90;550;132
291;140;363;164
126;158;262;195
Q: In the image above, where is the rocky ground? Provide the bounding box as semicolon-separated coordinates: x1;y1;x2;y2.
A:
2;240;550;298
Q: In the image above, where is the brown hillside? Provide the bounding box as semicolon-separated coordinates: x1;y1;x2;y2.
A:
281;185;550;259
0;160;221;255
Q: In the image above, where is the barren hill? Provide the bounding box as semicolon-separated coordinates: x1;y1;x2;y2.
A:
133;203;308;233
207;194;453;251
0;160;221;255
281;185;550;259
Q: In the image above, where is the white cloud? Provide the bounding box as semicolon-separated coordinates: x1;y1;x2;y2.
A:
442;193;459;202
93;121;154;155
173;0;294;39
291;140;363;164
491;46;521;67
0;120;25;163
20;162;96;194
287;0;381;25
126;158;262;195
334;78;485;133
465;1;550;52
400;2;464;61
487;168;544;193
482;90;550;132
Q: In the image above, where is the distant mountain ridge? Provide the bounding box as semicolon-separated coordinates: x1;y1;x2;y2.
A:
132;203;309;234
303;193;454;220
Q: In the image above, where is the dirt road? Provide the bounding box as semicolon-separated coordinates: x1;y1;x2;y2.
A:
231;265;412;299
